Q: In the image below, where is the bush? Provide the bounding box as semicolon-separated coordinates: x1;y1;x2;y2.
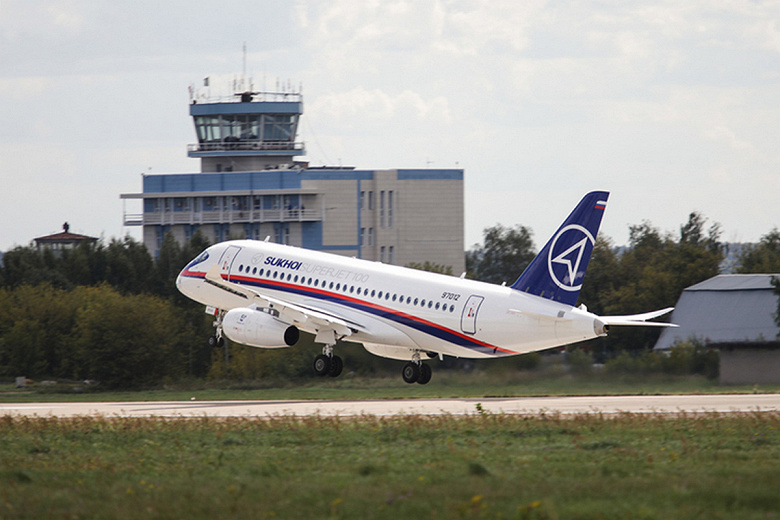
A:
604;339;719;380
566;347;594;375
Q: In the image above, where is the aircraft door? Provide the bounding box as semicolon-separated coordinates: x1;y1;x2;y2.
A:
218;245;242;281
460;295;484;335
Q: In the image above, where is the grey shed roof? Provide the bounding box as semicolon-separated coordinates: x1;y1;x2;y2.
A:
654;274;780;350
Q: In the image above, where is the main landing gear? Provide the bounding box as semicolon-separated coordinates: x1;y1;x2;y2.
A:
313;344;343;378
402;352;432;385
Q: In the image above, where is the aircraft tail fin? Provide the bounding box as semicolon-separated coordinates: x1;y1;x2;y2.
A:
510;191;609;306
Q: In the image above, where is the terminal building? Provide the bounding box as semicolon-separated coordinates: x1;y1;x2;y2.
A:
121;82;465;273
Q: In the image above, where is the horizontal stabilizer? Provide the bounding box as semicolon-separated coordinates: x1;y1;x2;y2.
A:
600;307;677;327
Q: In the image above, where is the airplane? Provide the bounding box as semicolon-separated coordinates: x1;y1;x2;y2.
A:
176;191;676;384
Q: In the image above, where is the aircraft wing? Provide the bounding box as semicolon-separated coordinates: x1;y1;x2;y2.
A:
600;307;678;327
204;265;359;338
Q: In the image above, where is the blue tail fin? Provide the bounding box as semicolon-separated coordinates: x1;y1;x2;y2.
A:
510;191;609;306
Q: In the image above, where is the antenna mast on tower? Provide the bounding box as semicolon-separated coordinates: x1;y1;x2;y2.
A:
242;42;247;82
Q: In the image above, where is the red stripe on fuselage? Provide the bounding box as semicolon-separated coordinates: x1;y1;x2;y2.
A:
181;269;516;355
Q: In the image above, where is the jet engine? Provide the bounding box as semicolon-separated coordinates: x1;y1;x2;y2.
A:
223;308;300;348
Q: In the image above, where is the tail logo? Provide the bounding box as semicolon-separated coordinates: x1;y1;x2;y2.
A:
547;224;595;292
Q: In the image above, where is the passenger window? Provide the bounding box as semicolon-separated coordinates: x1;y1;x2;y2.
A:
407;296;412;304
294;275;299;283
371;290;376;298
378;291;383;299
428;301;433;308
414;298;419;306
450;305;455;312
435;302;440;310
238;265;243;273
392;294;397;302
259;269;264;276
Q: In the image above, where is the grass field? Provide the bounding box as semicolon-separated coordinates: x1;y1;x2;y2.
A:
1;412;778;519
3;371;780;403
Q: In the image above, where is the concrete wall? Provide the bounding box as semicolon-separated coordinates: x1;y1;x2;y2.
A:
719;348;780;385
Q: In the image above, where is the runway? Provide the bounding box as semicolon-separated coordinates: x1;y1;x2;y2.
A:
1;393;779;418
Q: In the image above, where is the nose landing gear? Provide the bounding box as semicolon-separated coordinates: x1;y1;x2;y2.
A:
207;309;226;347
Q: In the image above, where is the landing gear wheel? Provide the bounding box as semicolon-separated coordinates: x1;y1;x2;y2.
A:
417;363;432;385
402;362;420;384
328;355;343;377
208;335;224;348
313;354;331;376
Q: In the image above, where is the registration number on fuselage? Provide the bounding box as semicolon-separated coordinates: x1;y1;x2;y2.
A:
441;292;461;301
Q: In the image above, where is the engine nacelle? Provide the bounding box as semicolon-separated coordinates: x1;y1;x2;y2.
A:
223;308;300;348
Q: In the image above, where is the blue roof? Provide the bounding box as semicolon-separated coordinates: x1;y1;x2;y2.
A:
655;274;780;349
141;169;463;194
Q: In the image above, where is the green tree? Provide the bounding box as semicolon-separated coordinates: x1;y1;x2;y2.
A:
104;236;155;294
406;261;453;275
72;285;189;388
467;224;536;284
584;212;724;354
737;228;780;273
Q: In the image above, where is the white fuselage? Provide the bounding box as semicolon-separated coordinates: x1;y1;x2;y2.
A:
176;240;605;360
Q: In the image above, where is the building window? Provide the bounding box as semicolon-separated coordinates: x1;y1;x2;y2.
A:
276;224;290;245
360;227;366;246
203;197;217;211
388;190;394;228
360;191;365;210
380;191;385;228
368;227;374;246
368;191;374;211
380;246;386;262
388;246;394;264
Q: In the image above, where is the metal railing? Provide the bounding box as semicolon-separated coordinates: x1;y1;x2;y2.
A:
123;208;322;227
187;140;305;154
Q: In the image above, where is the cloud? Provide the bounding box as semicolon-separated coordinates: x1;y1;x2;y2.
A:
310;87;451;126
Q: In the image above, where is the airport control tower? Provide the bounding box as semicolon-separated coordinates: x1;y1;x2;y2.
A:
188;80;305;172
122;77;465;274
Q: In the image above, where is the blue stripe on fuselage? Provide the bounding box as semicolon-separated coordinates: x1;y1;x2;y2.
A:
182;269;511;356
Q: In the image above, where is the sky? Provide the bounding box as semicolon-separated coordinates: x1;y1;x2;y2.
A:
1;0;779;253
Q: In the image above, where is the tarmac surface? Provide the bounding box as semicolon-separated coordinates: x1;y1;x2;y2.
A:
1;394;779;418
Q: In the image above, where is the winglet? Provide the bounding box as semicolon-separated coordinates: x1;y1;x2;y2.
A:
511;191;609;306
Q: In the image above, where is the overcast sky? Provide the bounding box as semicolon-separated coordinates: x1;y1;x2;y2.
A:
2;1;779;253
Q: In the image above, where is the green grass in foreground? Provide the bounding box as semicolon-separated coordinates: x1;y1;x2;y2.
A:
1;412;778;519
2;371;779;403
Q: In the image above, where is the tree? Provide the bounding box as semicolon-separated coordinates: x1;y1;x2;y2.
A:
582;212;725;354
406;261;453;275
737;228;780;273
104;236;155;294
72;285;189;388
467;224;536;285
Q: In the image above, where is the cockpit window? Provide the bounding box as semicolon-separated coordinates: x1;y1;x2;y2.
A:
184;251;210;271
